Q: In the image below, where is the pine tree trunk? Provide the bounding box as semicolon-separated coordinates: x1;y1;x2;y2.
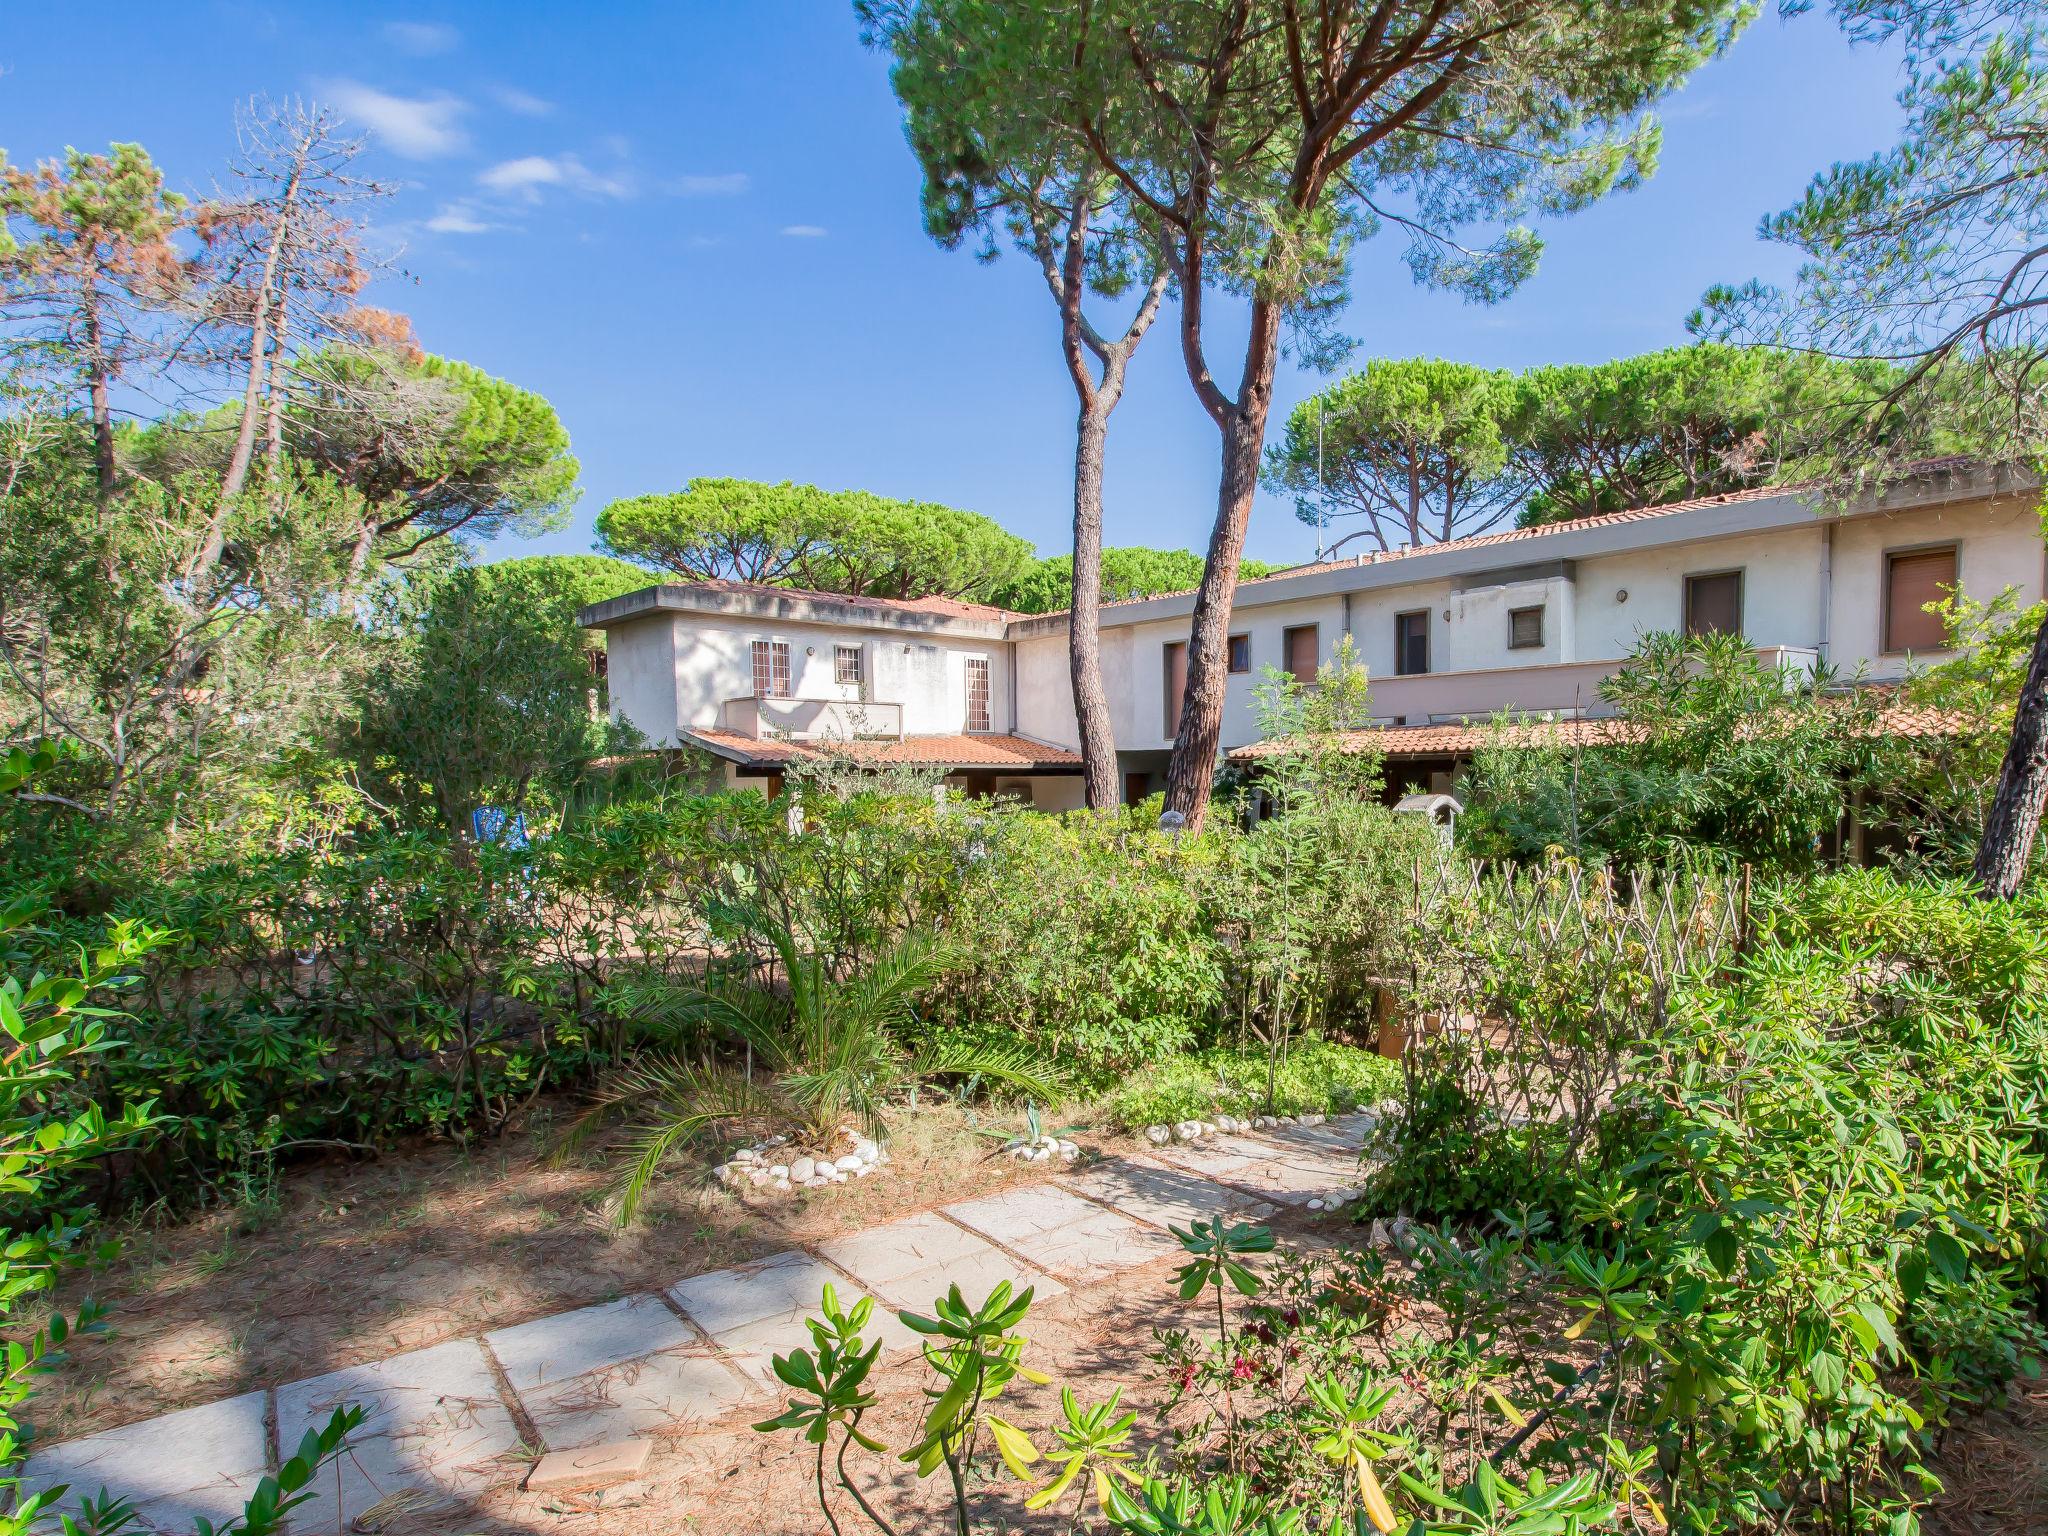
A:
1973;606;2048;898
78;286;117;498
1165;399;1272;829
1070;401;1119;810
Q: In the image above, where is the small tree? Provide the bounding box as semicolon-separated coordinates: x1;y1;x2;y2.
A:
994;545;1274;613
597;478;1034;601
0;143;187;496
1505;344;1902;526
1457;632;1879;869
1265;358;1523;554
356;554;648;833
284;345;581;591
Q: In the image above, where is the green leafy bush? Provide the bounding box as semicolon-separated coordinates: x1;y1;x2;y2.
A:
1370;868;2048;1530
1104;1040;1399;1129
932;809;1228;1075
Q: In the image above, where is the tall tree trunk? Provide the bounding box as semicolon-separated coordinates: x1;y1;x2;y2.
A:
1165;299;1281;831
1044;194;1166;812
77;285;117;498
1069;399;1120;809
1974;607;2048;898
195;137;308;584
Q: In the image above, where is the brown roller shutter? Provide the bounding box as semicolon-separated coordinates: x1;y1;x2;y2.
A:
1886;547;1956;652
1283;624;1319;682
1163;641;1188;734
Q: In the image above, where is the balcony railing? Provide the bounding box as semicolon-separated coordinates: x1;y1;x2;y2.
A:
1364;645;1820;725
721;696;905;741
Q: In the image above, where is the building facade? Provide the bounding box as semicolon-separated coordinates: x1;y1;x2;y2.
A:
581;465;2043;806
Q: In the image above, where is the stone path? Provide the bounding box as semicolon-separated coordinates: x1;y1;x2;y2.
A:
22;1115;1373;1534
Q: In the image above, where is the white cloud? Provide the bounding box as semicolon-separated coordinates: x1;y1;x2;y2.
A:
426;202;491;235
489;83;554;116
476;153;635;203
383;20;460;55
670;172;749;196
320;79;469;158
781;224;828;238
477;154;564;197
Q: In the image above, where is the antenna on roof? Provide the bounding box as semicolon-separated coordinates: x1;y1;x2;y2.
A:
1314;395;1327;561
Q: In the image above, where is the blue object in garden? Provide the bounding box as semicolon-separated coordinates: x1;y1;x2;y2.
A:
471;806;530;850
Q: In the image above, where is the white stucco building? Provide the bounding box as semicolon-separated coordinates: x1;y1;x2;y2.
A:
579;463;2043;807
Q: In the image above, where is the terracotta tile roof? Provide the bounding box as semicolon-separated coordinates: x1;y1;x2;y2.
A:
1227;700;1970;762
684;729;1082;771
669;579;1021;622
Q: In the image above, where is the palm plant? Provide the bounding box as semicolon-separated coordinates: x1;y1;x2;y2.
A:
567;920;1062;1223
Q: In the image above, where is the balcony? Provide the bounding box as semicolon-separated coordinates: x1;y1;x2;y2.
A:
721;696;905;741
1364;646;1820;726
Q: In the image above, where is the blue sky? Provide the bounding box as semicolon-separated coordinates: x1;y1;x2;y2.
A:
2;2;1913;568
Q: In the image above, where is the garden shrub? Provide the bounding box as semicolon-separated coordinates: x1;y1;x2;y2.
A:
931;809;1228;1076
1103;1039;1400;1128
1368;868;2048;1530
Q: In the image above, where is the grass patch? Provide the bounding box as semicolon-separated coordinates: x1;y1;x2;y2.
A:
1104;1038;1399;1129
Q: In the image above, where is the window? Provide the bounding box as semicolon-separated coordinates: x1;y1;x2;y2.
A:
834;643;863;688
750;639;791;699
1885;546;1958;652
1227;633;1251;674
1163;641;1188;735
1282;624;1319;684
964;656;992;732
1508;605;1544;651
1684;570;1743;638
1395;611;1429;676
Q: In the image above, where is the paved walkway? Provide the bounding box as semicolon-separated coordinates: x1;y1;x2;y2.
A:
23;1117;1373;1534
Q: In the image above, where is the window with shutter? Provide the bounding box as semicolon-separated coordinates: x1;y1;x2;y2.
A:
1227;634;1251;674
1283;624;1319;683
965;657;992;732
1885;547;1957;652
1508;605;1544;650
1394;611;1429;675
1684;571;1743;638
1163;641;1188;734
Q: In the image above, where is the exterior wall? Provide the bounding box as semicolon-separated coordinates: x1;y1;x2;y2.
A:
1827;495;2044;678
617;614;1012;740
1012;631;1081;748
606;617;680;746
1573;524;1829;661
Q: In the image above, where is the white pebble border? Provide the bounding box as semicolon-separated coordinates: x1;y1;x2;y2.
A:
1141;1107;1359;1146
1002;1134;1080;1165
714;1129;886;1195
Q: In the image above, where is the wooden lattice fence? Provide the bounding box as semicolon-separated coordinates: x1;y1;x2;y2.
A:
1397;858;1748;1175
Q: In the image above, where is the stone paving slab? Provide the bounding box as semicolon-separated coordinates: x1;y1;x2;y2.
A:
819;1211;1066;1315
487;1295;747;1450
670;1251;919;1391
276;1338;522;1535
22;1391;270;1535
1060;1155;1276;1230
943;1184;1178;1280
1264;1116;1375;1159
1150;1134;1362;1208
